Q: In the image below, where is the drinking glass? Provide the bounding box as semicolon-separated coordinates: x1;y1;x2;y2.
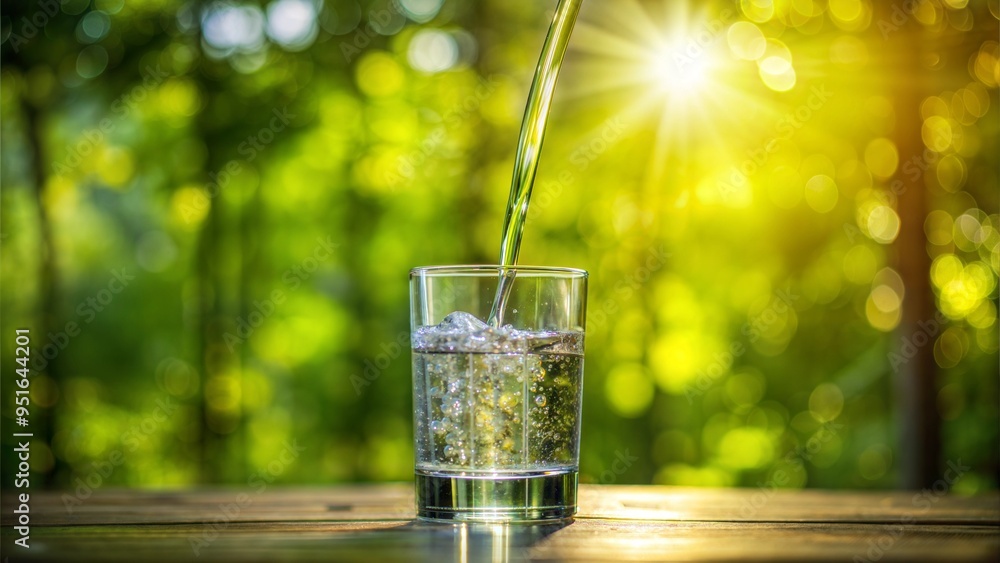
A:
410;266;587;522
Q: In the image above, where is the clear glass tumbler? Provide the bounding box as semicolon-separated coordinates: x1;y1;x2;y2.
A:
410;266;587;522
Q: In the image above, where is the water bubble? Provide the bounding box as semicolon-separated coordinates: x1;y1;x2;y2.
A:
499;393;518;411
475;409;493;426
534;395;547;407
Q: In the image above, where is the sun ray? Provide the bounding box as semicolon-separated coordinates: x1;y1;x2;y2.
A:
583;0;670;48
572;22;656;60
561;0;853;212
561;60;668;101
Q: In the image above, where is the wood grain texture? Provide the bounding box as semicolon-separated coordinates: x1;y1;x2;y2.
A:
2;485;998;562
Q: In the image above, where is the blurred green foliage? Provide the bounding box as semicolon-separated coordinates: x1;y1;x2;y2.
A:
1;0;997;492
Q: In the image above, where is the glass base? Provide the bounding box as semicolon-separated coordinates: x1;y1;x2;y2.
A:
415;469;577;523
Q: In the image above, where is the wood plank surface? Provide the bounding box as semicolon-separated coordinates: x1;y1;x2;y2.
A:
2;485;997;562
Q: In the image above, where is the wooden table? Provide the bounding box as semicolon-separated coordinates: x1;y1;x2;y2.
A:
2;485;998;561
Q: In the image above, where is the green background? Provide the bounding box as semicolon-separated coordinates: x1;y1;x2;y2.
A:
1;0;997;493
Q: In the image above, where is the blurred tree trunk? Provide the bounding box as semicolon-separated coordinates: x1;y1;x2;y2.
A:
192;1;244;483
20;83;63;486
875;5;940;489
5;19;64;483
192;7;217;483
238;155;262;476
193;143;226;484
461;0;496;263
193;121;246;482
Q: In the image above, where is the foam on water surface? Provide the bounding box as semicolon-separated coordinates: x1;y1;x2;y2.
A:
413;311;584;355
413;311;584;472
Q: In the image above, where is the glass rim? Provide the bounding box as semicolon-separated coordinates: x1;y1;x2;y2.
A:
410;265;587;278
